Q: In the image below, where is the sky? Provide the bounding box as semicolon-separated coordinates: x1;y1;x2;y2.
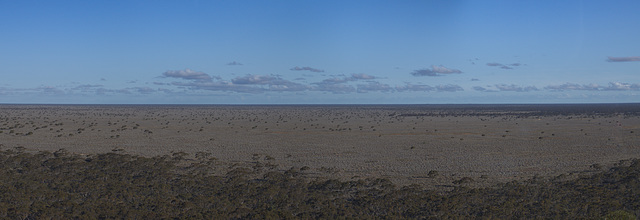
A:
1;0;639;104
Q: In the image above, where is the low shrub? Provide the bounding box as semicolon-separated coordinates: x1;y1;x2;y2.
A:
0;149;638;218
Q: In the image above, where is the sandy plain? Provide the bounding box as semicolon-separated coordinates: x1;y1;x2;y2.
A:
1;104;639;189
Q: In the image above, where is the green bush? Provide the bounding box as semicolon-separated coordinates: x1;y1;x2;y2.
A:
605;210;636;220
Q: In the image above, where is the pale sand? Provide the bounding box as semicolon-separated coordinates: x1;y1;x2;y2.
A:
1;104;639;188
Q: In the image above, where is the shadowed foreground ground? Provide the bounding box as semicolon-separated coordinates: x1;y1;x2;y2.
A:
0;148;638;219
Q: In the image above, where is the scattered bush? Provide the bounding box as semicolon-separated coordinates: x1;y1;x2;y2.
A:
453;177;474;184
0;149;638;219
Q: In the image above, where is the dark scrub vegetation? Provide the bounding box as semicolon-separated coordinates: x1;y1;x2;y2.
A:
0;148;638;219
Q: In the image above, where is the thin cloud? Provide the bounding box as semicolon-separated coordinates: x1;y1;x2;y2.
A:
97;87;156;95
227;61;243;65
473;86;489;92
435;84;464;92
545;82;640;91
313;74;384;93
72;84;103;89
318;77;350;84
268;83;309;92
290;66;324;73
37;86;65;95
310;73;380;93
474;82;640;92
495;84;538;92
356;82;393;93
162;68;215;82
160;70;272;93
314;74;378;85
607;56;640;62
3;84;161;96
312;83;356;94
95;88;111;95
115;89;132;94
396;83;463;92
231;74;309;92
172;81;265;94
395;83;435;92
71;84;104;93
411;65;462;77
231;75;278;85
544;83;600;91
130;87;156;94
1;85;67;95
486;62;522;70
476;84;538;92
170;74;309;93
350;73;376;80
432;65;461;73
604;82;640;91
95;88;133;95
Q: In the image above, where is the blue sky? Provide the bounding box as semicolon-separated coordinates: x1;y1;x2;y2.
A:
1;0;639;104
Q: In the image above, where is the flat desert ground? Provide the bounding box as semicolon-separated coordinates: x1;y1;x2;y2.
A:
1;104;639;188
